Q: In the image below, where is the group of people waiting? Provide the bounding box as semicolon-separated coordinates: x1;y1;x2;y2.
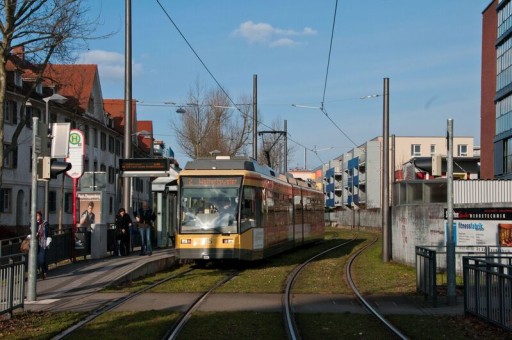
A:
114;201;156;256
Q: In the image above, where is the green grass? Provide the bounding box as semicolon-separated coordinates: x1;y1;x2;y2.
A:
0;311;84;339
67;311;180;340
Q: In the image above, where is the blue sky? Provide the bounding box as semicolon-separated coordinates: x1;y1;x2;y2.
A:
81;1;489;169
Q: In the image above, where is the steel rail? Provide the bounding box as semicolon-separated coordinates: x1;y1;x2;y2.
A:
284;236;358;340
345;237;409;340
164;270;239;340
51;268;196;340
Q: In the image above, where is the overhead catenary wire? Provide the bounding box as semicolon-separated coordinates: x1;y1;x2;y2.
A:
154;0;317;161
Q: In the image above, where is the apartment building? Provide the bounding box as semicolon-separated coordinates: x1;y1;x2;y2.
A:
324;136;477;210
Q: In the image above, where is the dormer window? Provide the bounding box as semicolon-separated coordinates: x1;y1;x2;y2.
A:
14;72;22;87
35;83;42;95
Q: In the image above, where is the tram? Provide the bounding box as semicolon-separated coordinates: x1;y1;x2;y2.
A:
175;156;324;261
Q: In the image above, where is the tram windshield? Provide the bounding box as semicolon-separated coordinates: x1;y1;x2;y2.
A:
179;176;241;234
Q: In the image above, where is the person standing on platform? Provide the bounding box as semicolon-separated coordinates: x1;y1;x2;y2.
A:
134;201;155;256
36;210;51;279
114;208;132;256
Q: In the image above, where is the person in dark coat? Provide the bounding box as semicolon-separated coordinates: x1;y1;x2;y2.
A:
36;210;52;279
115;208;132;256
134;201;156;256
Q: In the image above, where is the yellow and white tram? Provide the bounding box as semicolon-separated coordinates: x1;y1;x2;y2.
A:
175;157;324;261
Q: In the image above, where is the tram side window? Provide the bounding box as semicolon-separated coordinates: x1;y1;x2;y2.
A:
241;186;259;232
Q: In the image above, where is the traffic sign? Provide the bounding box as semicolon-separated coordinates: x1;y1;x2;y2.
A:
66;129;85;179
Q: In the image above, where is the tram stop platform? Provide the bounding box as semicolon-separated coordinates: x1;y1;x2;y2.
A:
23;247;178;313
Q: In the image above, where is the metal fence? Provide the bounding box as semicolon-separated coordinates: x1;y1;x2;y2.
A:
415;245;512;306
416;246;438;306
463;256;512;331
0;254;26;318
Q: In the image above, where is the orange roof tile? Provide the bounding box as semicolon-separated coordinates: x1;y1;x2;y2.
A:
43;64;98;112
103;99;138;134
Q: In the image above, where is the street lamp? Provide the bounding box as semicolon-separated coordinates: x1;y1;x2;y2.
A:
42;93;68;222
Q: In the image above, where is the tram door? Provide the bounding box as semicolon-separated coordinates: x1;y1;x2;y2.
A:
152;177;178;248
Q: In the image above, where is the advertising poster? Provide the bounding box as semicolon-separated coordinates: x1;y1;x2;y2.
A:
77;192;102;227
445;208;512;246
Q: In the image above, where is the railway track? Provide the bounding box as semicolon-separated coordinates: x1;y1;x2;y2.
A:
344;237;408;339
284;236;410;340
50;265;239;340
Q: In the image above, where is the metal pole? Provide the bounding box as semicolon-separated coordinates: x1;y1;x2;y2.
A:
382;77;390;262
304;147;307;169
44;100;49;222
253;74;257;161
27;117;39;301
123;0;133;212
446;118;456;305
284;120;288;172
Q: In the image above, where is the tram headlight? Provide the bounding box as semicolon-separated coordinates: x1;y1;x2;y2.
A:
181;239;192;245
222;238;234;244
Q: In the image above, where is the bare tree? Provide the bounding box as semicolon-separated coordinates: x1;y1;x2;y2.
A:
0;0;100;187
173;81;252;159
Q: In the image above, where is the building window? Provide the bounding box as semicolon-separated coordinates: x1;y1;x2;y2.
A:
84;125;90;145
35;83;43;95
430;144;436;156
0;188;12;213
109;136;115;153
3;143;17;169
14;72;22;87
108;166;115;184
100;132;106;150
65;193;73;213
84;158;89;172
505;138;512;174
49;191;57;212
25;105;32;128
115;140;121;156
4;100;18;124
457;144;468;157
93;128;98;148
411;144;421;156
100;164;106;172
93;161;98;172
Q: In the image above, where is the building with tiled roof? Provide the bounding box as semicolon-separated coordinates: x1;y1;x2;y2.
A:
0;50;153;236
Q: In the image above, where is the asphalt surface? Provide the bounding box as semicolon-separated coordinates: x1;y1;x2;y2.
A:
21;248;465;316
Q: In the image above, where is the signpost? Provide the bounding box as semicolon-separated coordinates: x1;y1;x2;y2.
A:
66;129;85;262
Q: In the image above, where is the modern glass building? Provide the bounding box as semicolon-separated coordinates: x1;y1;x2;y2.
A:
482;0;512;179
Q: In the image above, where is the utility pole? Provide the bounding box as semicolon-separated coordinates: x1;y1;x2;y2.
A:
27;117;40;301
123;0;133;212
446;118;456;305
382;77;391;262
253;74;258;161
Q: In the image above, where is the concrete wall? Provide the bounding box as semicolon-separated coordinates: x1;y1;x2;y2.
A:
391;204;445;266
391;202;510;267
328;208;381;228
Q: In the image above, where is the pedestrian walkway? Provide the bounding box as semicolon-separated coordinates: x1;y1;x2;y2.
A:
23;248;178;313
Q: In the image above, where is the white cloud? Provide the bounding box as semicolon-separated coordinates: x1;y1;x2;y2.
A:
232;21;316;47
270;38;297;47
77;49;143;82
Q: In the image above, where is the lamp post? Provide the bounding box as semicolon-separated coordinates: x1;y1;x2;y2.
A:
42;93;68;222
